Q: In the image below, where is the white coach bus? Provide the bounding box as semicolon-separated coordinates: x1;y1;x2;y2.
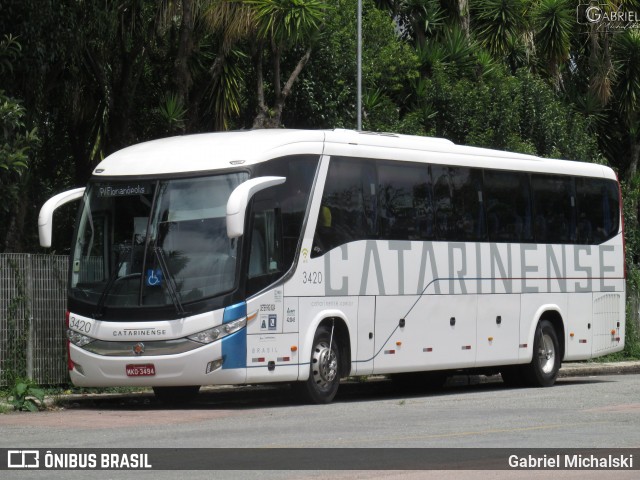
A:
38;129;625;403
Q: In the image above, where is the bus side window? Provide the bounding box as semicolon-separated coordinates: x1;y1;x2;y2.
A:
248;209;280;278
311;157;376;257
432;166;483;241
247;154;319;295
532;174;575;244
378;162;432;240
483;170;532;243
575;177;620;244
246;208;283;295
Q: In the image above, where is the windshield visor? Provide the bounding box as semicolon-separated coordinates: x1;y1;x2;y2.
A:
70;173;248;309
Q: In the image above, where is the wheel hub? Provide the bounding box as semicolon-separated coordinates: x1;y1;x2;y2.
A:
312;342;337;387
538;332;555;374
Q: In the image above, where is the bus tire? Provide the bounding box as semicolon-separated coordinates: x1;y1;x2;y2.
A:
522;320;560;387
296;325;341;404
153;385;200;404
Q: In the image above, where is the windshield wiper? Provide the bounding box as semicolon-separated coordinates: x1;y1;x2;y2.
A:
94;244;131;318
153;246;186;316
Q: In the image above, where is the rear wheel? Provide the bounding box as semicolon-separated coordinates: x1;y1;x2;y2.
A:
522;319;561;387
153;385;200;404
295;325;341;404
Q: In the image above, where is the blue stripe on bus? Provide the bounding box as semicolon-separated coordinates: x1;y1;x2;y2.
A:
222;302;247;369
222;329;247;369
223;301;247;323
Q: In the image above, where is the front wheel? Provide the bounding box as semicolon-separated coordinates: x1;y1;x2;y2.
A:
295;325;341;404
522;320;561;387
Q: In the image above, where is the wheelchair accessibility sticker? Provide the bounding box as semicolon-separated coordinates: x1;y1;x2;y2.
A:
146;269;163;287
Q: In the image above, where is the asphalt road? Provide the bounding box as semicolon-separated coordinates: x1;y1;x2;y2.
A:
1;370;639;479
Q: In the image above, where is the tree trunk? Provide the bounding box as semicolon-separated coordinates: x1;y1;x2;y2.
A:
253;46;313;129
458;0;470;39
3;177;30;252
626;139;640;182
175;0;195;110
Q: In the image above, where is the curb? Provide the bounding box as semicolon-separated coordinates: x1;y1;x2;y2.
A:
559;360;640;377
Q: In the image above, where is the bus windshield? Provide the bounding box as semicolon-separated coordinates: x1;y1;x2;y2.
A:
70;173;248;310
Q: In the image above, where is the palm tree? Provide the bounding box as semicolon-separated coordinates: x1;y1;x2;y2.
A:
612;29;640;179
202;0;256;129
248;0;328;128
532;0;573;89
473;0;527;58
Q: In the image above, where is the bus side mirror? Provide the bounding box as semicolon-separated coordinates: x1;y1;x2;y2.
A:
226;176;286;238
38;187;86;248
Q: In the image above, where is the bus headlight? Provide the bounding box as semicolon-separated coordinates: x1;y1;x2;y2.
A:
187;317;246;345
67;329;95;347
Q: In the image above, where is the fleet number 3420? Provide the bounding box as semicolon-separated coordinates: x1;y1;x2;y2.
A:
302;271;323;284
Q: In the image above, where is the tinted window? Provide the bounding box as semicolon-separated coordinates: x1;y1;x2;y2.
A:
531;174;576;244
310;156;619;254
248;155;319;294
378;162;432;240
575;177;619;244
483;170;532;242
432;165;484;241
312;157;376;257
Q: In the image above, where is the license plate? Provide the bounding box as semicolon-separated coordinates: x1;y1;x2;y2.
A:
126;364;156;377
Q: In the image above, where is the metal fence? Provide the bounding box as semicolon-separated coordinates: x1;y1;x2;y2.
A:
0;253;69;386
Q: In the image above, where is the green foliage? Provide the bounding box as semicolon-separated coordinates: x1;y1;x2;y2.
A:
209;49;246;131
612;30;640;121
474;0;527;57
8;378;45;412
248;0;329;45
398;66;601;162
0;36;38;177
285;0;419;128
0;92;39;174
622;179;640;280
621;178;640;360
1;260;31;387
157;92;188;134
0;34;21;75
532;0;573;72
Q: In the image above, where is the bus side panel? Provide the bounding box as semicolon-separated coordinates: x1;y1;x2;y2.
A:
564;293;593;361
372;295;425;374
476;294;520;367
354;296;375;375
373;294;477;374
245;288;300;383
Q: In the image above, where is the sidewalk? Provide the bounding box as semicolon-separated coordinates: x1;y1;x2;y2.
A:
558;360;640;377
